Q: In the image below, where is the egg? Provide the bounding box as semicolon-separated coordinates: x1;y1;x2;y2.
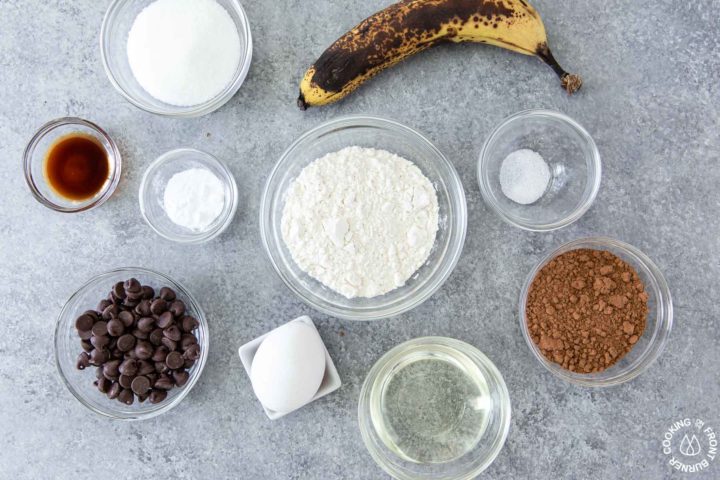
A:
250;321;327;414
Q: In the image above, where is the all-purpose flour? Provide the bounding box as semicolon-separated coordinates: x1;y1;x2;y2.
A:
281;146;439;299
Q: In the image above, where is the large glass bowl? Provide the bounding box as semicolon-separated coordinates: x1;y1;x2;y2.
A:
519;237;673;387
55;268;209;420
358;337;511;480
478;109;601;231
260;116;467;321
100;0;253;117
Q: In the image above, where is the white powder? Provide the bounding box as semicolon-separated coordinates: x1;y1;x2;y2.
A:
281;146;439;299
127;0;242;106
499;149;551;205
163;168;225;231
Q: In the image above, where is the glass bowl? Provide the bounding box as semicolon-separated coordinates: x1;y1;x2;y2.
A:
100;0;253;117
260;115;467;321
358;337;511;480
478;109;601;231
55;267;209;420
519;237;673;387
139;148;238;244
23;117;122;213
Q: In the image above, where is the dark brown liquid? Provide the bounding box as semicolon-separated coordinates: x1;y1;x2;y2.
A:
44;134;110;201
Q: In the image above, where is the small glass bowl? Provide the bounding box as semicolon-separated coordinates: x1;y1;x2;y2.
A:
23;117;122;213
358;337;511;480
519;237;673;387
260;115;468;321
55;267;209;420
100;0;253;117
478;109;601;231
139;148;238;244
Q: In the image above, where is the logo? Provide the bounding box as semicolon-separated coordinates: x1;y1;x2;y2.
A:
662;418;717;474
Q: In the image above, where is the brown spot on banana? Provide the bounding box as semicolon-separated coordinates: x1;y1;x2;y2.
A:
298;0;582;109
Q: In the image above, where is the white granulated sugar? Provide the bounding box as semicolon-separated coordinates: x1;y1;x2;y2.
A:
163;168;225;231
499;149;551;205
127;0;241;106
281;146;440;299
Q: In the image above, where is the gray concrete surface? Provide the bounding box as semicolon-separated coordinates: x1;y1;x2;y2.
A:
1;0;718;478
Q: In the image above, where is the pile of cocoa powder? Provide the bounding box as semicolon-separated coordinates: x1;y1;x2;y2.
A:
525;249;649;374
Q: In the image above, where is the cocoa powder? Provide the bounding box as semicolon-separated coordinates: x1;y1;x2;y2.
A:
525;249;649;374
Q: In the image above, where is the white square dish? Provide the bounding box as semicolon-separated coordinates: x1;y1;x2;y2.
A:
238;315;342;420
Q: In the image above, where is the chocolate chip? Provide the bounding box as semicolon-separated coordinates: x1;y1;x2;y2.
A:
165;351;184;369
161;337;177;351
117;334;136;352
107;319;125;337
119;358;138;377
169;300;185;317
156;311;174;329
126;289;144;302
103;359;120;379
146;373;158;384
180;315;199;333
97;376;111;393
102;304;120;320
149;328;164;346
107;382;121;399
132;328;149;340
97;299;112;312
155;362;169;374
76;352;90;370
150;298;167;315
137;392;150;403
80;339;93;352
134;340;153;360
137;317;155;333
149;389;167;404
163;325;181;342
141;285;155;300
124;278;141;293
184;358;196;369
183;344;201;361
112;282;126;300
117;310;135;328
95;367;105;380
135;299;152;316
119;374;134;389
131;376;151;395
90;348;109;365
111;348;124;360
173;370;189;387
158;287;176;302
154;375;174;390
78;329;92;340
180;334;198;351
91;334;110;349
91;321;108;337
75;314;94;332
151;346;168;363
138;359;155;376
118;388;134;405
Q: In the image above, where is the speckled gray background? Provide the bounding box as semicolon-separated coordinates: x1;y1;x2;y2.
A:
1;0;718;478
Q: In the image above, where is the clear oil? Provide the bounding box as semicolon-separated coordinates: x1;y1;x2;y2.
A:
371;348;492;464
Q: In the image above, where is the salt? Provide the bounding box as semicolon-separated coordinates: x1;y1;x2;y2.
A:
127;0;242;106
499;149;551;205
163;168;225;231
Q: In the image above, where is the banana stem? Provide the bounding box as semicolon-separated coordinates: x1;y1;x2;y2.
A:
536;44;583;94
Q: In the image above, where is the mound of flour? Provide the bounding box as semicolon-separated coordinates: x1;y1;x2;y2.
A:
281;146;439;299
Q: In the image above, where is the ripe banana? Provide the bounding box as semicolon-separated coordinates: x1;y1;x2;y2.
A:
298;0;582;109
